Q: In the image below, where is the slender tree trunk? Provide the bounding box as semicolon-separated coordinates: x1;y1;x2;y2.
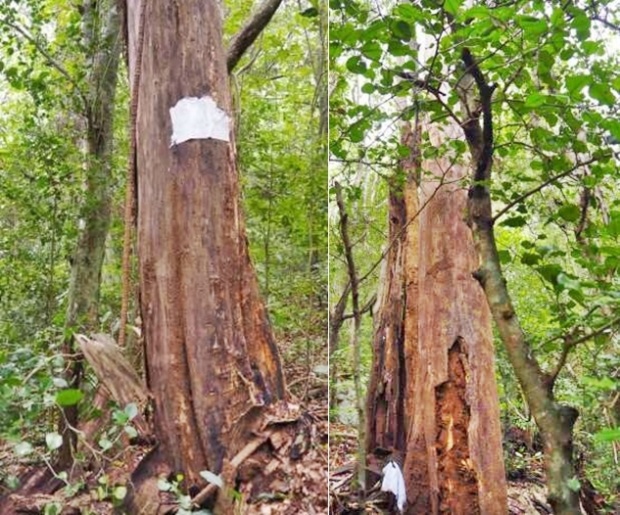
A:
458;47;581;515
125;0;286;504
365;120;507;514
329;281;350;412
58;0;121;469
335;182;365;493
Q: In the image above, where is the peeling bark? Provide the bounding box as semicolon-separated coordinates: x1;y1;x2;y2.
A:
366;120;507;514
125;0;285;503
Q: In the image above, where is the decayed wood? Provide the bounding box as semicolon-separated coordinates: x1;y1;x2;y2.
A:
126;0;285;495
77;334;148;405
365;184;408;455
365;119;507;514
402;121;507;515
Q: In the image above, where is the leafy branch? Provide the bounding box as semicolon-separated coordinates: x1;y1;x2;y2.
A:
1;18;88;109
492;155;606;222
547;315;620;388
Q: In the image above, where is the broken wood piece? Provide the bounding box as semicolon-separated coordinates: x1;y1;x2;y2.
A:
75;333;150;437
191;428;276;507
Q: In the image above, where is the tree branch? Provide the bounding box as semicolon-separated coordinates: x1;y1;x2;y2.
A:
342;292;377;321
547;315;620;387
492;156;604;222
591;14;620;32
2;18;88;108
226;0;284;73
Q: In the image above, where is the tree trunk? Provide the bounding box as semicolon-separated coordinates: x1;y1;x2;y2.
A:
366;121;507;514
365;183;409;456
58;0;121;470
125;0;286;501
458;47;581;515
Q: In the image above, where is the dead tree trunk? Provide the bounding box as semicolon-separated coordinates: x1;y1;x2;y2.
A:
403;121;506;515
365;120;507;514
125;0;286;505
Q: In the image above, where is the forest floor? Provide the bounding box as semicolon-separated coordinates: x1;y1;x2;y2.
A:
0;358;328;514
328;422;613;515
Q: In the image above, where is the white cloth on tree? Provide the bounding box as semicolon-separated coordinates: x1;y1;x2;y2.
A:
381;460;407;512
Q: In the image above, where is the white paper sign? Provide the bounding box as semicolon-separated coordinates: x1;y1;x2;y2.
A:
169;95;230;146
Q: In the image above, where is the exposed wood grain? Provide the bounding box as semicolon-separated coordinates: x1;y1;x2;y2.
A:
126;0;285;491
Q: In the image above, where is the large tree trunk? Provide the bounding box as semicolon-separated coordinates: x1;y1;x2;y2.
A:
125;0;286;501
58;0;121;470
366;121;507;514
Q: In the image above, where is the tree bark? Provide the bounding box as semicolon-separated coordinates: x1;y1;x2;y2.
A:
125;0;286;501
403;121;507;515
365;120;507;514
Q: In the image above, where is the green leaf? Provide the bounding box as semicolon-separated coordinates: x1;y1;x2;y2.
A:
517;16;547;37
98;436;113;451
345;56;366;74
581;376;616;391
391;20;412;40
124;403;139;420
593;427;620;443
537;264;562;286
55;388;84;406
497;249;511;264
113;486;128;500
361;41;382;61
607;120;620;142
393;4;422;22
502;216;527;227
565;75;590;96
348;120;367;143
361;83;375;94
443;0;463;15
589;83;615;106
43;503;61;515
521;253;540;266
124;426;138;439
157;479;172;492
14;441;34;457
566;477;581;492
52;377;68;388
45;432;63;451
557;204;580;222
299;7;318;17
524;93;546;108
571;12;591;40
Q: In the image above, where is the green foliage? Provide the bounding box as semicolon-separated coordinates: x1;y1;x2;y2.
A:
0;0;326;508
330;0;620;500
228;1;328;363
